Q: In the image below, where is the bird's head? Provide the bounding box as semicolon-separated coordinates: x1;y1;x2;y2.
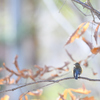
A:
74;63;80;67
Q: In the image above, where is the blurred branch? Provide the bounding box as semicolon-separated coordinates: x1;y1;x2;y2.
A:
72;0;100;23
1;76;100;94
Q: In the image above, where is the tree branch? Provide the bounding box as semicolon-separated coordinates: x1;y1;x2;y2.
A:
72;0;100;20
0;76;100;94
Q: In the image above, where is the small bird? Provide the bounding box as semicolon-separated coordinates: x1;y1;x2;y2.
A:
73;63;82;80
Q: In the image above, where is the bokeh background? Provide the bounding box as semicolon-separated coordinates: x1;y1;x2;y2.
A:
0;0;100;100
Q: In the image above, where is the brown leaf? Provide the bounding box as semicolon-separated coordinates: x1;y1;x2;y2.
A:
68;90;76;100
19;94;23;100
28;89;43;96
34;65;43;71
91;68;97;76
65;23;85;45
79;22;90;36
83;60;88;67
70;88;91;94
94;24;99;44
91;47;100;54
58;93;65;100
65;67;69;72
0;79;4;84
63;89;76;100
80;96;95;100
82;37;93;49
25;95;28;100
13;55;20;72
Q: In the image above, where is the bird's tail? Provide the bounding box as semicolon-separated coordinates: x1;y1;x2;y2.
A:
74;70;79;80
75;73;78;80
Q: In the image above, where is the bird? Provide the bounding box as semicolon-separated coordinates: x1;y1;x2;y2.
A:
73;62;82;80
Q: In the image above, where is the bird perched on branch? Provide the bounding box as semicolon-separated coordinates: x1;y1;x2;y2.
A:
73;63;82;80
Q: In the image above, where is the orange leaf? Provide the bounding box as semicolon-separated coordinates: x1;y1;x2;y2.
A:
57;94;64;100
70;88;91;94
65;22;85;45
0;79;4;84
82;37;93;49
80;96;95;100
80;22;90;36
91;68;97;76
83;60;88;67
91;47;100;54
63;89;69;99
68;90;76;100
19;94;24;100
1;95;9;100
27;89;43;96
25;95;28;100
94;24;99;44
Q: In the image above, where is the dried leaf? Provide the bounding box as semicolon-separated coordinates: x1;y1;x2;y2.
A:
62;89;76;100
1;95;9;100
25;95;28;100
28;89;43;96
0;79;4;84
34;65;43;71
80;22;90;36
19;94;23;100
58;94;65;100
65;67;69;71
68;91;76;100
91;68;97;75
65;23;85;45
82;37;93;49
70;88;91;94
80;96;95;100
63;89;68;99
13;55;20;72
83;60;88;67
91;47;100;54
94;24;99;44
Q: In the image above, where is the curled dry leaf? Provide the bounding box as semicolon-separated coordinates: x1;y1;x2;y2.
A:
58;89;76;100
91;47;100;54
65;23;85;45
57;93;65;100
82;37;93;49
65;22;90;46
13;55;20;72
83;60;88;67
70;88;91;94
94;24;99;44
91;68;97;76
79;22;90;36
25;95;28;100
27;89;43;96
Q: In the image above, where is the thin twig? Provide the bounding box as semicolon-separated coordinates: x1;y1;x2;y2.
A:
72;0;87;16
72;0;100;20
59;0;66;13
0;76;100;94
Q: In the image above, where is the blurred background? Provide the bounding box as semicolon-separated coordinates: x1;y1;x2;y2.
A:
0;0;100;100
